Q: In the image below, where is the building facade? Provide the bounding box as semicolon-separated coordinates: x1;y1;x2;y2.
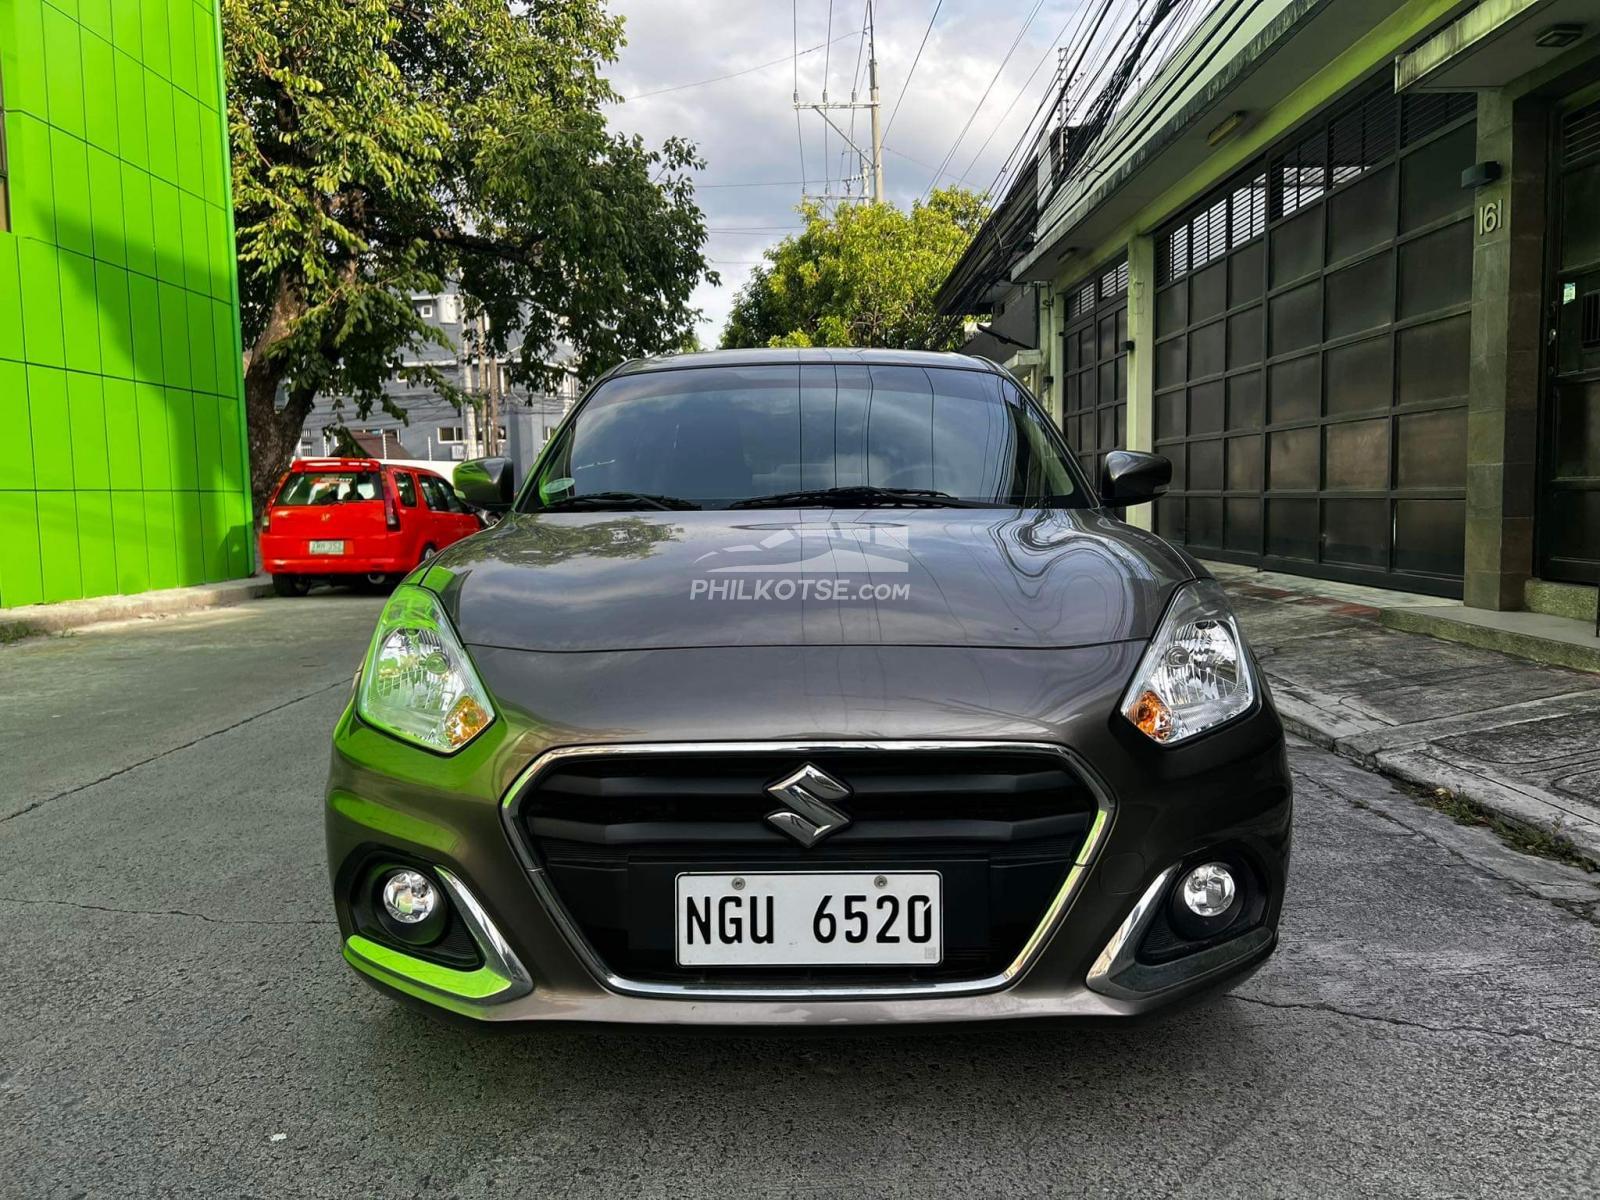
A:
941;0;1600;610
0;0;249;609
289;287;580;482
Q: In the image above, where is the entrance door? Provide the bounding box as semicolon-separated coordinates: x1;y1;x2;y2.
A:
1543;97;1600;585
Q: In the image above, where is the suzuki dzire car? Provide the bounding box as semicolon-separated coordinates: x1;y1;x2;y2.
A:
326;348;1291;1024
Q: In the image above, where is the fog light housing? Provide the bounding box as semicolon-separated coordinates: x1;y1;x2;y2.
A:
1167;860;1245;941
382;869;439;925
1180;862;1236;918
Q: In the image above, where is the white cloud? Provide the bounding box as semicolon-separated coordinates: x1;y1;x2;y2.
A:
603;1;1084;345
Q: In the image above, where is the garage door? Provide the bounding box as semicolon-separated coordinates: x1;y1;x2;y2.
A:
1151;79;1477;597
1060;259;1129;481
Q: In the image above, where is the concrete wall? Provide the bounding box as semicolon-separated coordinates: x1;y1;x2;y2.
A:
0;0;248;609
1463;91;1545;610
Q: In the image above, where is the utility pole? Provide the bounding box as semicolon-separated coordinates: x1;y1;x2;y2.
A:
867;9;884;204
794;1;883;204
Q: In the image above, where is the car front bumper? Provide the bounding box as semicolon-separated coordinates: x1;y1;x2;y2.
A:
325;642;1292;1026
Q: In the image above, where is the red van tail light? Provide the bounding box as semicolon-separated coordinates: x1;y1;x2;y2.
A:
384;485;401;531
262;471;291;531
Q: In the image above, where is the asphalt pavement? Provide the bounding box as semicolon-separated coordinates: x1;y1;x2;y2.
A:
3;592;1599;1197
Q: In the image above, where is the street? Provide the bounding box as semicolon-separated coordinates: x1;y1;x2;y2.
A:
3;595;1599;1198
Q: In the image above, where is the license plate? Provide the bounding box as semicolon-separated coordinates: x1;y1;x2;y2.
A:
309;540;346;555
675;871;942;967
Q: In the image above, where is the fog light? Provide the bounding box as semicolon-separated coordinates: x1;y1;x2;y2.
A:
381;869;438;924
1180;862;1236;918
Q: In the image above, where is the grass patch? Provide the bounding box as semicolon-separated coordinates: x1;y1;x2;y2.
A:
0;620;42;645
1414;785;1598;874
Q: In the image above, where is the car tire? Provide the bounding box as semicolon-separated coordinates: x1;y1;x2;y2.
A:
271;574;310;598
418;544;438;566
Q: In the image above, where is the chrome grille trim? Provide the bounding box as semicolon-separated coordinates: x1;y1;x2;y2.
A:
499;739;1116;1001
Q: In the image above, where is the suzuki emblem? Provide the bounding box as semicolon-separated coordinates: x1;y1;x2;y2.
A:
764;763;852;848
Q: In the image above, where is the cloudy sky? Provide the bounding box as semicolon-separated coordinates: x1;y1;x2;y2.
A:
601;1;1085;346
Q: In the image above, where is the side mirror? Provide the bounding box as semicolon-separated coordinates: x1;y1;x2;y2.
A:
454;457;515;512
1099;450;1171;506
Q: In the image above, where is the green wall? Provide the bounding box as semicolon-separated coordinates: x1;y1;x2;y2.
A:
0;0;249;609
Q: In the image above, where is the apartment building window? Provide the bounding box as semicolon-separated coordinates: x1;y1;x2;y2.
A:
437;426;464;444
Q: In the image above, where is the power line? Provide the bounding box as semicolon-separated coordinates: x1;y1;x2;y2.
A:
822;0;836;179
696;177;858;189
969;0;1122;210
842;0;871;198
954;0;1108;188
793;0;882;204
925;0;1213;347
794;0;808;196
619;32;858;101
882;0;942;144
822;0;836;83
919;0;1049;201
884;144;963;182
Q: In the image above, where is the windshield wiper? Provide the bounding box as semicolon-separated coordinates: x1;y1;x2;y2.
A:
730;485;977;510
539;491;701;512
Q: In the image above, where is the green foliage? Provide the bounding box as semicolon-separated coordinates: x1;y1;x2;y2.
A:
224;0;716;504
720;189;986;352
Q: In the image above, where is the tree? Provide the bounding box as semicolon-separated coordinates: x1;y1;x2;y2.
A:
721;189;986;352
224;0;716;509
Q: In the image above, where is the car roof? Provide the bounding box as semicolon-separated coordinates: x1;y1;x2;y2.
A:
293;457;385;472
600;347;1010;381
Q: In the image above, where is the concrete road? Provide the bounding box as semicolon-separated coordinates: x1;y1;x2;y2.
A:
3;595;1599;1198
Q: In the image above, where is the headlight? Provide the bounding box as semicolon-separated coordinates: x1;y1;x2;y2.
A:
1121;580;1255;745
356;584;495;753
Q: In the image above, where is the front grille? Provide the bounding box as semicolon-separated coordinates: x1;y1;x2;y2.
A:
509;746;1099;986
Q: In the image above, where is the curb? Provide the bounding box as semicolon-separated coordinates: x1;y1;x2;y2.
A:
1277;706;1600;868
0;577;277;641
1380;606;1600;675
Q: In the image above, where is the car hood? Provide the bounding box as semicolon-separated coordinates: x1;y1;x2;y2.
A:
435;508;1195;653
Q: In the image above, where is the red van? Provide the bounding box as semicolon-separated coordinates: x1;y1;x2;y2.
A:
259;458;485;596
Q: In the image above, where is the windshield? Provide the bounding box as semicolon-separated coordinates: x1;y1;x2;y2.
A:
275;471;383;506
525;364;1086;511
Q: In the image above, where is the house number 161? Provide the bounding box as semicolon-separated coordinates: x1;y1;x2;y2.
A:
1476;199;1502;236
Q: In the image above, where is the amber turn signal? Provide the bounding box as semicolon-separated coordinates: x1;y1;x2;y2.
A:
445;695;492;747
1130;689;1174;742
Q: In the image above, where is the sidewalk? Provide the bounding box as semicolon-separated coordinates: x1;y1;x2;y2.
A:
1210;563;1600;865
0;576;276;640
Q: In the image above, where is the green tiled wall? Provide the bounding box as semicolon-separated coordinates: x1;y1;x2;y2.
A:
0;0;249;608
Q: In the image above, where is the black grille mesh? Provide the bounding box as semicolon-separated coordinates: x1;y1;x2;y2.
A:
513;748;1098;986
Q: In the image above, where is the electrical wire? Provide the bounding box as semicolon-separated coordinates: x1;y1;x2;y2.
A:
619;31;858;101
919;0;1049;201
842;0;871;196
696;178;858;189
794;0;808;197
978;0;1118;204
927;0;1224;350
822;0;835;190
882;0;942;144
954;0;1109;189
